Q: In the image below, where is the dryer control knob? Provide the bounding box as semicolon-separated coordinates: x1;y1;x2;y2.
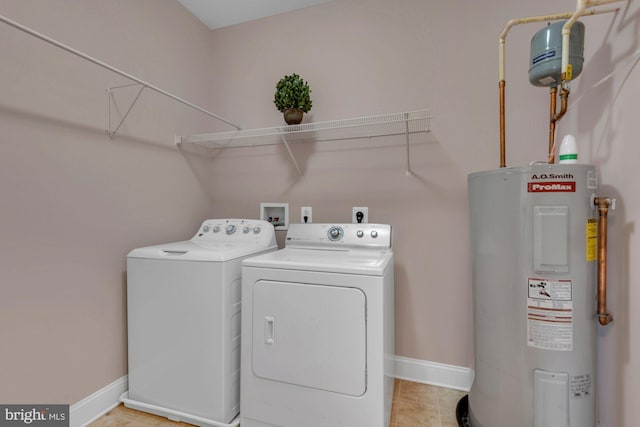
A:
371;230;378;238
212;226;221;233
357;230;364;238
226;225;237;234
203;225;211;233
253;227;261;234
243;226;251;234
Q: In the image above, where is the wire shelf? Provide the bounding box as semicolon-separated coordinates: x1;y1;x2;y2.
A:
177;109;432;148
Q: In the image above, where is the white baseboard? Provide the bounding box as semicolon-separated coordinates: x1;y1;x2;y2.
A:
69;357;471;426
70;375;128;427
393;355;474;392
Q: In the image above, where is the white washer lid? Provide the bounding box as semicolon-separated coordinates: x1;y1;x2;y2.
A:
128;240;275;262
242;247;393;276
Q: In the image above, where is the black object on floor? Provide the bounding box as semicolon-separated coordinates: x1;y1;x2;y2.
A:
456;395;471;427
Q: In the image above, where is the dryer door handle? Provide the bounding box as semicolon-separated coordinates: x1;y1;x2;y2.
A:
264;316;275;345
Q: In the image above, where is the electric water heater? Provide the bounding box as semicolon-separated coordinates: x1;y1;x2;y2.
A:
467;164;598;427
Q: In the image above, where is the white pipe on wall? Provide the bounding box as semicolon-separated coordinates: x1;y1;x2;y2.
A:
561;0;588;83
559;0;626;83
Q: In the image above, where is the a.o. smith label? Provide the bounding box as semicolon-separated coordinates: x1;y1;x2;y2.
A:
528;181;576;193
530;173;574;180
0;405;68;426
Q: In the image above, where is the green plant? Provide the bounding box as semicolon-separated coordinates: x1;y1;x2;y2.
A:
273;73;312;113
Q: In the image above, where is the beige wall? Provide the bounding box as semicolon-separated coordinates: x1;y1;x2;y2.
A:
1;1;639;427
202;0;479;367
200;1;639;426
0;0;216;403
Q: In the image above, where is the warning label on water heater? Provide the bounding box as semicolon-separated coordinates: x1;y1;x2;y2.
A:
527;278;573;351
571;374;592;399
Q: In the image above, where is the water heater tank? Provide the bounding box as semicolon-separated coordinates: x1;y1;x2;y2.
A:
467;164;598;427
529;20;585;87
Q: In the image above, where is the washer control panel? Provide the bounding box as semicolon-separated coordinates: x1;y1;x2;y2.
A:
286;223;392;249
193;219;274;244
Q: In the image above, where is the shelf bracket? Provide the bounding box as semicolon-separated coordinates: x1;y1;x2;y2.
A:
405;112;412;175
107;83;147;138
280;134;303;176
0;13;242;137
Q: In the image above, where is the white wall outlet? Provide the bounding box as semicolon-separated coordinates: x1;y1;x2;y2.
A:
301;206;312;223
352;207;368;224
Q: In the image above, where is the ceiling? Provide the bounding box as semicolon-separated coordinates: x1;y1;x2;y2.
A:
177;0;335;30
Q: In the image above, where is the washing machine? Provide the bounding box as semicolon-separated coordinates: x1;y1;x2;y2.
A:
123;219;277;427
240;223;394;427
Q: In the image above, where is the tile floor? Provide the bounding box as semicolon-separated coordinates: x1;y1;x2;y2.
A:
390;379;465;427
89;379;466;427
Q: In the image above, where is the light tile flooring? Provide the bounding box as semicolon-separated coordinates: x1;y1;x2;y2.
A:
390;379;465;427
89;379;466;427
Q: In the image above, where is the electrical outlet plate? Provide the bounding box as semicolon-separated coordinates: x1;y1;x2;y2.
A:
301;206;312;223
352;207;368;224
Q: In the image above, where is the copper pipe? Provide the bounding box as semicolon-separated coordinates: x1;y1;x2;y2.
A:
594;197;614;325
499;80;506;168
546;86;570;163
553;87;570;122
548;87;558;163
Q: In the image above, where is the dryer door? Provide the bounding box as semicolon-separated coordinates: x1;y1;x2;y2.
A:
252;280;367;396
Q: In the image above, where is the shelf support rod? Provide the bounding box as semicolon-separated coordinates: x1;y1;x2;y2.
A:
107;84;146;138
280;135;303;176
405;112;412;175
0;13;242;132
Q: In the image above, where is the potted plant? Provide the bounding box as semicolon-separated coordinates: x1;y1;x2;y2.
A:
273;73;312;125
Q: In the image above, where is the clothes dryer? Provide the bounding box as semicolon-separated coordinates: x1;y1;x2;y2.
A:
240;223;394;427
124;219;276;427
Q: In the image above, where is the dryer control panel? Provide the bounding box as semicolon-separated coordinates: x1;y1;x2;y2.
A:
285;223;392;250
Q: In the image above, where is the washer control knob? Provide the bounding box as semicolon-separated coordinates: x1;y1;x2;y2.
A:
243;226;251;234
371;230;378;238
357;230;364;238
203;225;210;233
253;227;261;234
212;226;221;233
327;226;344;241
226;224;237;234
